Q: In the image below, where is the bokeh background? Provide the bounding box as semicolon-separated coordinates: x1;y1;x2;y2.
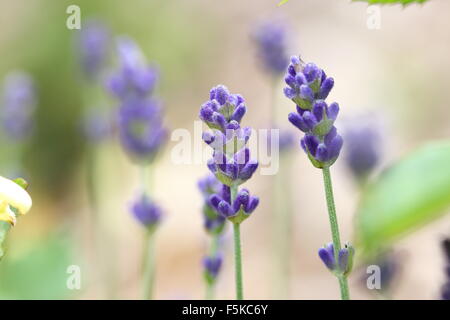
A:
0;0;449;299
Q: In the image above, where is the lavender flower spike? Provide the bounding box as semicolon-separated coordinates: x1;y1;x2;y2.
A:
1;71;37;141
284;56;343;168
285;56;351;299
201;86;258;188
252;20;289;75
200;85;259;300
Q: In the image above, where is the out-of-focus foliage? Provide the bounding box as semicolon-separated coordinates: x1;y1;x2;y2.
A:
355;141;450;257
0;231;75;299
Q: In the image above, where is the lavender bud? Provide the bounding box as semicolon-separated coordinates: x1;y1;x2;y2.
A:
131;194;162;228
318;243;336;271
203;254;223;283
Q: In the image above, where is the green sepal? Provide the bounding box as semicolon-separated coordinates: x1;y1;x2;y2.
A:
227;206;250;225
293;97;312;110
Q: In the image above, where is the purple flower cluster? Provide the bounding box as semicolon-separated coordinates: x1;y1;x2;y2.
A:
131;194;162;229
78;20;110;80
198;174;226;234
200;85;259;224
203;254;223;283
1;71;36;141
284;56;343;168
253;20;289;75
108;37;166;161
318;242;354;276
200;86;258;188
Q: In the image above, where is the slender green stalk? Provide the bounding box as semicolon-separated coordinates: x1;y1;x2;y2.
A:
140;164;157;300
205;235;220;300
230;185;243;300
322;166;350;300
273;152;293;299
233;222;243;300
142;229;156;300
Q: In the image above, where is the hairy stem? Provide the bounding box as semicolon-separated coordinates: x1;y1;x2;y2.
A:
231;185;243;300
322;166;350;300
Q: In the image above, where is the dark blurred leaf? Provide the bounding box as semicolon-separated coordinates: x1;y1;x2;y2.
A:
0;231;76;299
355;141;450;257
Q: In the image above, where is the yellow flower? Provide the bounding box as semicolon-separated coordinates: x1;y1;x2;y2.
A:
0;176;32;225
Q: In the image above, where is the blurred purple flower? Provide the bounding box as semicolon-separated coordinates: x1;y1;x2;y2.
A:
1;71;36;141
118;100;166;161
81;108;112;143
198;174;226;234
131;193;162;228
344;121;381;181
284;56;343;168
107;37;158;103
203;254;223;282
78;20;110;80
253;20;289;75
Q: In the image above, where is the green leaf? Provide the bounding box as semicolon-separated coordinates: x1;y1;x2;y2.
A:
355;141;450;257
0;231;77;299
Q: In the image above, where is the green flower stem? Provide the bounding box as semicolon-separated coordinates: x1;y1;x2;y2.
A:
322;166;350;300
140;164;157;300
205;234;220;300
231;185;244;300
142;229;156;300
273;152;293;298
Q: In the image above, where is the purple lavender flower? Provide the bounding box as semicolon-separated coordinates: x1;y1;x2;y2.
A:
203;254;223;283
344;121;381;181
131;194;162;228
107;37;158;103
252;20;289;75
78;20;110;80
117;100;166;161
200;86;258;187
198;174;226;234
284;56;343;168
1;71;36;141
318;242;354;276
209;188;259;222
